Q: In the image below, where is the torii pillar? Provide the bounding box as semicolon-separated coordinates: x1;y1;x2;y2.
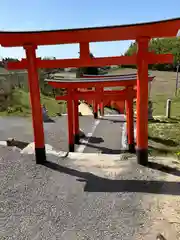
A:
24;45;46;164
136;37;149;165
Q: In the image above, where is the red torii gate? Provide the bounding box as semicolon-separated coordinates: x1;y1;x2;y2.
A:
4;17;180;166
47;75;154;154
81;73;152;117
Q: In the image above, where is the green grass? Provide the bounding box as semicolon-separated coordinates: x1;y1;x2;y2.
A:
147;94;180;158
151;93;180;117
0;89;66;117
110;68;180;158
148;116;180;158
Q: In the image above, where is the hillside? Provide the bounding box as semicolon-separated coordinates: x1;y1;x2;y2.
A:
0;88;66;117
109;68;179;116
0;67;179;117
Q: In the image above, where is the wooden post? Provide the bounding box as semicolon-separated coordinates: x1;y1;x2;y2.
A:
79;42;90;58
73;98;80;144
175;63;179;96
67;90;74;152
166;98;171;118
125;88;135;153
100;102;104;116
93;100;98;119
99;87;104;116
93;87;100;119
136;37;149;165
24;45;46;164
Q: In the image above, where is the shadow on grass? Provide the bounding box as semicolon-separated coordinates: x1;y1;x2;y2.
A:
147;161;180;176
99;117;126;123
80;141;122;154
169;117;180;122
148;136;179;147
148;119;179;124
148;146;174;155
43;160;180;195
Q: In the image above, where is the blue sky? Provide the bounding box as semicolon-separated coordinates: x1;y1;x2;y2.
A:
0;0;179;60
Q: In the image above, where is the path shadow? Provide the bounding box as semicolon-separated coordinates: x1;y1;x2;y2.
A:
43;118;55;123
148;136;179;147
80;141;122;154
148;119;178;124
88;137;104;144
7;139;29;149
100;117;126;123
148;146;174;155
147;161;180;177
80;136;104;144
43;160;180;195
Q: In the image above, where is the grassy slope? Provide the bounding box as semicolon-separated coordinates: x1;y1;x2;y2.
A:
2;68;180;157
0;68;67;117
0;89;66;117
110;68;180;157
109;68;178;114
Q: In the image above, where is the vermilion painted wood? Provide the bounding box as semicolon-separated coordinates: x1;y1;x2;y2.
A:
79;42;90;59
136;38;149;164
0;18;180;47
125;87;134;151
2;17;179;163
24;46;45;150
110;101;125;114
100;102;104;116
73;99;79;144
48;80;135;89
80;74;153;115
67;90;74;152
57;88;135;97
55;90;136;101
98;87;104;116
6;53;173;70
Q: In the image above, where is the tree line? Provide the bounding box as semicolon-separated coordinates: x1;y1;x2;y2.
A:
123;37;180;71
0;57;65;73
2;38;180;73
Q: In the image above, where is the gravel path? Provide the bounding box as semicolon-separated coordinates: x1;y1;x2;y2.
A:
1;147;180;239
83;115;125;154
1;116;180;239
0;116;95;152
0;115;125;153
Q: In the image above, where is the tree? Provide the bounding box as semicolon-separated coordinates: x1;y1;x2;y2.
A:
123;37;180;71
0;57;20;68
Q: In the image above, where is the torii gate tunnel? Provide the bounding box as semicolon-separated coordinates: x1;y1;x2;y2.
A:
46;74;154;155
4;17;180;166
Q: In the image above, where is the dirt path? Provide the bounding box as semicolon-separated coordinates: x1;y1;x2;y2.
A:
78;103;93;115
136;156;180;239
